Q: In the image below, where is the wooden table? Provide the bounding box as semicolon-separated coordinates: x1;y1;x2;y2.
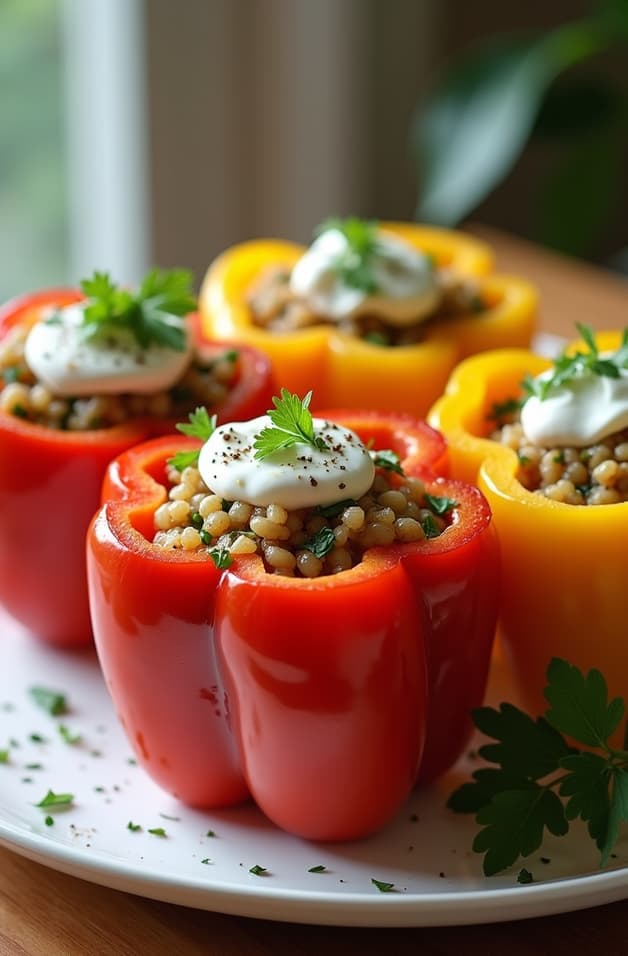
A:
2;231;628;955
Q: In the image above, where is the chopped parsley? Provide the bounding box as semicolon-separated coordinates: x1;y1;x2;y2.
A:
308;864;327;873
302;526;336;559
147;827;167;837
35;790;74;808
209;548;233;570
371;878;395;893
424;493;458;515
249;864;268;876
371;449;404;476
28;686;68;717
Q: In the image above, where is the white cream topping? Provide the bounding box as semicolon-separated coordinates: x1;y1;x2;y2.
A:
289;228;440;326
198;415;375;509
521;364;628;447
24;303;192;396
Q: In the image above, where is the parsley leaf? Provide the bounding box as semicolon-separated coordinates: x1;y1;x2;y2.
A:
168;407;217;471
371;878;395;893
36;790;74;808
29;686;68;716
544;658;624;749
208;548;233;570
523;323;628;401
79;268;195;352
318;217;381;294
424;493;458;515
147;827;167;837
302;526;336;559
371;449;404;475
308;864;327;873
249;864;267;876
175;407;217;442
254;389;328;459
449;657;628;876
58;724;81;745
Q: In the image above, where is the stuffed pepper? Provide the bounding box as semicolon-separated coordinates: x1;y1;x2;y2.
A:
87;393;499;840
0;270;274;647
199;218;537;416
428;327;628;720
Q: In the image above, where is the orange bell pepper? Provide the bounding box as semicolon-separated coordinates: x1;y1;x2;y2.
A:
428;332;628;718
199;223;537;417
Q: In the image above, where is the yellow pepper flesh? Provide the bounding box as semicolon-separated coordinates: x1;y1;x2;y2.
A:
428;335;628;720
199;225;537;417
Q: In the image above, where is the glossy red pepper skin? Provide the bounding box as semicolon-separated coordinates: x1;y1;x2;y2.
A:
0;289;275;647
87;413;499;840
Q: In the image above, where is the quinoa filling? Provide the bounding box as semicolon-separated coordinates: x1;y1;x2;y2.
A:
490;402;628;505
0;321;240;430
152;461;455;578
248;265;487;346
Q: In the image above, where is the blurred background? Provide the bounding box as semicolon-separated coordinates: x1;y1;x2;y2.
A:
1;0;627;301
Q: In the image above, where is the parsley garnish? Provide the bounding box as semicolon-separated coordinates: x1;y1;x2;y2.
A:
0;748;8;764
316;216;379;295
425;493;458;515
487;397;523;422
30;686;68;716
58;724;81;745
127;821;142;832
147;827;167;837
318;217;380;294
517;868;534;884
308;864;327;873
420;513;441;538
254;389;328;459
302;526;336;559
208;548;233;570
371;449;404;475
449;658;628;876
168;407;217;471
249;864;267;876
44;815;54;827
315;498;357;518
36;790;74;808
371;878;395;893
79;268;195;351
523;324;628;401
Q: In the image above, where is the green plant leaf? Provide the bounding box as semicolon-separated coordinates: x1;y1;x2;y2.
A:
413;17;613;225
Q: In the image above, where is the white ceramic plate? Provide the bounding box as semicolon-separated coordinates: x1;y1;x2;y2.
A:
2;607;628;927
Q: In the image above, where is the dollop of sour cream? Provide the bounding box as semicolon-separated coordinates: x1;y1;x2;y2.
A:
521;364;628;447
198;416;375;509
289;227;440;326
24;303;192;397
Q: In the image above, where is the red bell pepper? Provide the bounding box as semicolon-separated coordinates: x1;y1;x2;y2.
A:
0;289;275;647
87;412;499;840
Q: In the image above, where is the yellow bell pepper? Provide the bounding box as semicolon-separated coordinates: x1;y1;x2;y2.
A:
199;224;537;417
428;332;628;719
